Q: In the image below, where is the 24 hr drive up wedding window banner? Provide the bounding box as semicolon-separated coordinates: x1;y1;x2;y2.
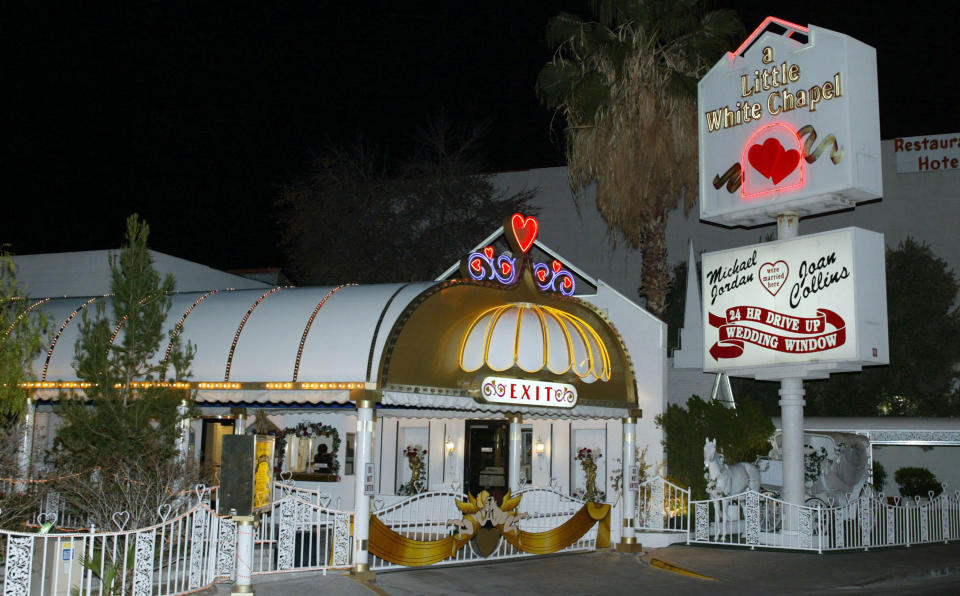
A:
701;227;888;378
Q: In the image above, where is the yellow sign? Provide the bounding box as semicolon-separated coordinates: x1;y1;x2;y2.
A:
253;436;275;510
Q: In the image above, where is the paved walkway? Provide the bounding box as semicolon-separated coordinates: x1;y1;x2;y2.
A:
206;542;960;595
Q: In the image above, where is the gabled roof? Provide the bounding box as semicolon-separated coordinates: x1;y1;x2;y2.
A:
12;250;271;298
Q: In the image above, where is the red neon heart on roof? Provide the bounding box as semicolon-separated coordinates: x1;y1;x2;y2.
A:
470;258;482;272
510;214;538;253
501;261;512;276
483;246;494;259
552;260;562;273
536;268;547;282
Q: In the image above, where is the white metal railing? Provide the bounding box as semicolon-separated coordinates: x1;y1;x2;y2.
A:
0;498;221;595
687;488;960;553
635;476;689;533
250;484;352;574
370;486;603;572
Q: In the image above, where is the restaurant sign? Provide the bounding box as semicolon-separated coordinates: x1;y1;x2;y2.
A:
894;133;960;173
699;17;882;227
480;376;578;409
702;227;888;378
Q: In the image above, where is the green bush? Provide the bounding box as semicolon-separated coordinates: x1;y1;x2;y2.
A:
656;395;774;499
894;466;942;499
871;460;886;493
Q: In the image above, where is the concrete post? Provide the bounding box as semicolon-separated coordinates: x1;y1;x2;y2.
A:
351;389;378;580
616;410;643;553
232;516;255;595
16;397;36;492
507;414;523;492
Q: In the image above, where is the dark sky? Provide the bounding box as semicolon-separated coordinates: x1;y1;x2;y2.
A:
7;1;958;273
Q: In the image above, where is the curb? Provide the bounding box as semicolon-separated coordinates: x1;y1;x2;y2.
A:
649;558;717;581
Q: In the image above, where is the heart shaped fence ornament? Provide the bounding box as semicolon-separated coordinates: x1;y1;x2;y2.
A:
373;498;386;511
748;137;800;185
157;503;172;522
112;511;130;530
317;493;332;508
758;261;789;296
194;483;206;503
280;470;293;483
37;512;57;526
509;214;538;253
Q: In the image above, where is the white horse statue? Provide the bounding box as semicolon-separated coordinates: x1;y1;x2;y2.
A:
703;438;760;538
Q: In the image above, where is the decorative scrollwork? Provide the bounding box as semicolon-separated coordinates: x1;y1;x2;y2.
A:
920;504;929;542
886;508;895;544
745;492;760;545
333;513;351;566
217;518;238;578
132;530;155;596
649;478;665;530
834;507;845;548
465;249;519;285
695;502;709;541
532;261;576;296
3;536;33;595
277;498;296;571
798;508;812;549
189;508;207;588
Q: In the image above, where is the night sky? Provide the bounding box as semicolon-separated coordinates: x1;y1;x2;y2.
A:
7;1;958;274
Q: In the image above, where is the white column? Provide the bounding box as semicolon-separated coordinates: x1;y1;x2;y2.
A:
507;414;522;492
616;411;642;553
176;399;190;462
16;397;36;492
233;517;255;594
352;393;376;577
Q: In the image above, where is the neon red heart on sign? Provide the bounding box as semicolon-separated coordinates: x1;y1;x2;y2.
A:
536;268;547;282
470;258;482;272
483;246;494;259
552;260;562;273
501;261;512;276
748;138;800;185
510;214;538;253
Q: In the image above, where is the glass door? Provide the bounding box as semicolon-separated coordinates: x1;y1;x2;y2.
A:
464;420;509;500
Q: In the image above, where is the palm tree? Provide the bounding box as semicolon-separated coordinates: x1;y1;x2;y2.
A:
536;0;741;317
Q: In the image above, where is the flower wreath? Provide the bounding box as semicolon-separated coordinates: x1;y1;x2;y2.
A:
273;422;341;477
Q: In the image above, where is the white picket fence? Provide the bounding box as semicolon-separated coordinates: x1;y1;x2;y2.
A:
0;483;352;595
0;499;222;595
687;487;960;553
369;486;602;572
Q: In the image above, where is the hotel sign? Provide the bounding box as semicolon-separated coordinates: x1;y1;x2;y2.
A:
702;227;888;378
480;376;578;409
698;18;882;227
894;133;960;173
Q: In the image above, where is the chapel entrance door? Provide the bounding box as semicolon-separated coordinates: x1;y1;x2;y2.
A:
464;420;509;500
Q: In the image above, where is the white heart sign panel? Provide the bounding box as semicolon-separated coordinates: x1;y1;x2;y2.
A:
758;261;789;296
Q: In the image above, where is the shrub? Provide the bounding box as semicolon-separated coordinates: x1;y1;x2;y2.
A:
871;460;886;493
894;466;942;499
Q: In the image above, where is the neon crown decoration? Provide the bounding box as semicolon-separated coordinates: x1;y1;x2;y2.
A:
460;213;576;296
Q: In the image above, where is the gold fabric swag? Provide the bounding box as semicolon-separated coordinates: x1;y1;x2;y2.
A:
368;502;611;567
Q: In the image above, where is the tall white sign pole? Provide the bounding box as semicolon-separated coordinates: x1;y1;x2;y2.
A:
776;214;805;516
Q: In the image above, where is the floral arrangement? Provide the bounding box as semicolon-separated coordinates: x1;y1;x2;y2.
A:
575;447;601;461
272;422;341;478
574;447;605;502
398;444;427;496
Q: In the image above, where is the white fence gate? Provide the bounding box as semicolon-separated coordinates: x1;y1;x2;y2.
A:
370;486;603;572
635;476;689;534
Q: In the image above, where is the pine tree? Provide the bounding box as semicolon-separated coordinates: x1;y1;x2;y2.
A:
0;253;49;419
53;215;196;527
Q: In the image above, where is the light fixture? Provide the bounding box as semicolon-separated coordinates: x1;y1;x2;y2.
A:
445;438;456;454
535;437;545;455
